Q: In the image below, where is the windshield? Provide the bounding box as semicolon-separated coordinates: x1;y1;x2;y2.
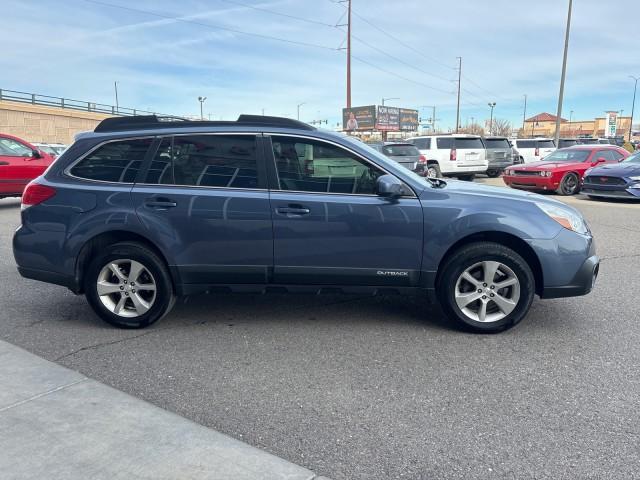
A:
622;151;640;164
485;139;510;149
543;150;590;162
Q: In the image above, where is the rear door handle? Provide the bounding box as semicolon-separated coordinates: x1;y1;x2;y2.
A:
145;198;177;209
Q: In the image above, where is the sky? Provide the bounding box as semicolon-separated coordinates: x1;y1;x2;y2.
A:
1;0;638;131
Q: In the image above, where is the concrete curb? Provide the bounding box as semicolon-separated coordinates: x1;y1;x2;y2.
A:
0;340;327;480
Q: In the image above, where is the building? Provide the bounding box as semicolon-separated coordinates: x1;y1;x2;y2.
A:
522;112;634;140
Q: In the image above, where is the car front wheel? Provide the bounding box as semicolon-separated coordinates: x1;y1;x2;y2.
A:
557;172;580;195
437;242;535;333
84;242;175;328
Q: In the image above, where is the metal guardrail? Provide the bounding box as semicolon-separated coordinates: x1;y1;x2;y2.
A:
0;88;166;117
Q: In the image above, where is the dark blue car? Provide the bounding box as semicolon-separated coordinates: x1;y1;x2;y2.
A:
583;151;640;200
13;115;599;333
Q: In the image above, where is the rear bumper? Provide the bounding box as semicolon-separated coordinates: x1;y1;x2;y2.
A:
503;175;559;191
540;255;600;298
17;266;78;292
487;160;513;170
443;168;488;177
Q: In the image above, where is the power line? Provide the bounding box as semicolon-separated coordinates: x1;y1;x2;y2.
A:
82;0;338;51
218;0;337;28
351;54;454;95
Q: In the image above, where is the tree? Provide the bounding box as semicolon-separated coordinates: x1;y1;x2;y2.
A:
460;123;485;136
491;118;512;137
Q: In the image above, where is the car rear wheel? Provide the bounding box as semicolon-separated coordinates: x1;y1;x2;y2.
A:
426;164;441;178
557;172;580;195
457;174;475;181
486;169;501;178
437;242;535;333
84;242;175;328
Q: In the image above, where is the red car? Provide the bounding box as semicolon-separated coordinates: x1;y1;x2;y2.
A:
502;145;629;195
0;133;55;199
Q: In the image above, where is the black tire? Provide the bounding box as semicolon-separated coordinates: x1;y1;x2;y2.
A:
426;163;442;178
486;169;501;178
436;242;535;333
457;174;475;181
84;242;175;328
556;172;580;196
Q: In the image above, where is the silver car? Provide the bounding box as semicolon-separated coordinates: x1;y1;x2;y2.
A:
369;142;425;175
484;137;514;177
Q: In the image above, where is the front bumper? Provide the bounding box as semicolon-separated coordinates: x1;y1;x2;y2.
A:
540;254;600;298
582;184;640;199
503;174;559;191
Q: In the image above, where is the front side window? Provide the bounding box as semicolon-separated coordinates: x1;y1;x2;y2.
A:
148;135;259;189
70;138;152;182
0;137;33;157
271;136;383;195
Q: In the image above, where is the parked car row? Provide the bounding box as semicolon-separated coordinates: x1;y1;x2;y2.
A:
0;133;57;199
502;145;630;196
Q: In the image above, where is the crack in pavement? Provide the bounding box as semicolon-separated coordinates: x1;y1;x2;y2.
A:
54;330;160;362
589;221;640;234
601;253;640;261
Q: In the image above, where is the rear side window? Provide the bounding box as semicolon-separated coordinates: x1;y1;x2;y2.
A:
516;140;535;148
436;137;453;149
484;138;510;149
70;138;152;182
147;135;259;189
537;140;556;148
454;138;484;149
412;138;431;149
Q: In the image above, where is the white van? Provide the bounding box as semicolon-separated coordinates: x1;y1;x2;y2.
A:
406;134;488;179
512;138;556;163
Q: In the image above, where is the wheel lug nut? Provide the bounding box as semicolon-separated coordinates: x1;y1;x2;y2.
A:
483;283;487;287
131;289;136;293
120;286;124;290
125;292;129;296
490;293;495;297
490;285;495;289
482;295;487;299
477;289;482;293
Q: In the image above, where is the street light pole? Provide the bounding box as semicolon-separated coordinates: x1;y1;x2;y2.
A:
488;102;496;136
630;76;639;141
197;96;207;120
381;97;399;106
522;94;527;134
114;81;119;114
297;102;306;120
554;0;573;146
455;56;462;133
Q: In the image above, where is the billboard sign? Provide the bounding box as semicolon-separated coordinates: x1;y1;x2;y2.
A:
605;111;618;137
376;106;400;131
342;106;376;131
399;108;419;131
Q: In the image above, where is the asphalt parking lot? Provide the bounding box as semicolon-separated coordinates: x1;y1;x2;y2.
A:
1;181;639;480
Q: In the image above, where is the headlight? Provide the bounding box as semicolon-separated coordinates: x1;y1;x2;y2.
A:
536;202;589;234
584;168;594;176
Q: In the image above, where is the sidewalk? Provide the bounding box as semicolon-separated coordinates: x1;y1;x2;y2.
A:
0;340;326;480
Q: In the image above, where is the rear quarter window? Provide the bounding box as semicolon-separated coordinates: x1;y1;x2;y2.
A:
537;140;556;148
69;138;152;182
436;138;453;149
412;138;431;149
516;140;535;148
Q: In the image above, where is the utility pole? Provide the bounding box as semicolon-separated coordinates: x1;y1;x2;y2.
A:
381;97;399;106
347;0;352;109
522;94;527;134
114;81;119;114
432;106;436;132
630;76;639;141
488;102;496;136
554;0;573;146
198;96;207;120
455;57;462;133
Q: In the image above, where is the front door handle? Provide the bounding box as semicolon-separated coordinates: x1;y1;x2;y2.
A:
276;205;310;217
145;198;177;209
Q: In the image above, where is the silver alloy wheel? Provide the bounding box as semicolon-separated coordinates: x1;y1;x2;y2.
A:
96;259;157;318
454;261;520;323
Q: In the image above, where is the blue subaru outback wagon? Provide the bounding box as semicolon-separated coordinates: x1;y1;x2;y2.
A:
13;115;599;332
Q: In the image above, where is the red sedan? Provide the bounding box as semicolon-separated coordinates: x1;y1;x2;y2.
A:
502;145;629;195
0;133;55;199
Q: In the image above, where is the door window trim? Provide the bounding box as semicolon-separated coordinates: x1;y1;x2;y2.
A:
263;133;417;198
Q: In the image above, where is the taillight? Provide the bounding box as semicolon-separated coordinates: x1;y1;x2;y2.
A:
21;182;56;210
535;147;540;156
450;148;457;161
418;154;427;164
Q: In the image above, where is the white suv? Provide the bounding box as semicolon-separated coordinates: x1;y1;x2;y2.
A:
406;134;488;179
512;138;556;163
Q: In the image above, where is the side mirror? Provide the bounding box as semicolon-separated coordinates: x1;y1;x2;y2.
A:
31;149;42;159
376;174;403;199
593;157;607;165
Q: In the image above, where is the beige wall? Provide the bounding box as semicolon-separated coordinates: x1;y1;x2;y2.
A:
522;116;632;139
0;100;115;145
